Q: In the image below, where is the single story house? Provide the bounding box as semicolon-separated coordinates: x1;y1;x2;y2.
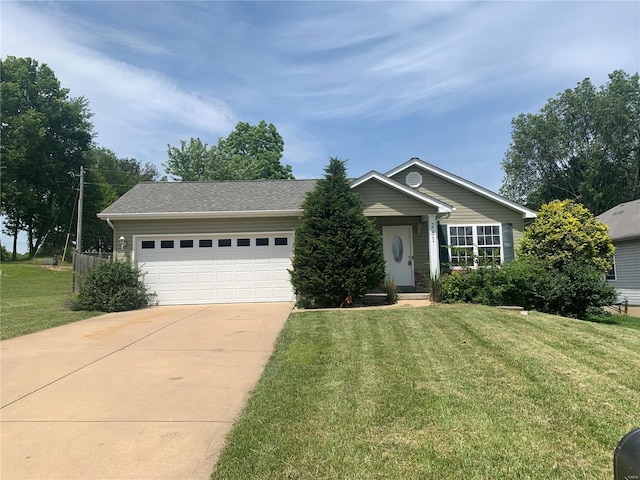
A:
98;158;536;305
597;199;640;306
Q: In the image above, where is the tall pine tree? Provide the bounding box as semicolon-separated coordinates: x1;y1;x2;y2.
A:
290;158;385;307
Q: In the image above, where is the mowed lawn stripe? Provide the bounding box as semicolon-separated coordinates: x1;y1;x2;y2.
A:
213;305;639;479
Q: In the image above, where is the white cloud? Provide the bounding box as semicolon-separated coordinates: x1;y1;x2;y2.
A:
1;2;237;167
265;1;639;120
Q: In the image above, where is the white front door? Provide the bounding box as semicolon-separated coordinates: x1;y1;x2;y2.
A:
382;226;414;286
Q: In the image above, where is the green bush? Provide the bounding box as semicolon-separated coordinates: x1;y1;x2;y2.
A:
73;260;155;312
440;257;617;319
518;200;614;272
532;261;618;319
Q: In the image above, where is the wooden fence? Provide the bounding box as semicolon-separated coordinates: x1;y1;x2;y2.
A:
72;252;111;293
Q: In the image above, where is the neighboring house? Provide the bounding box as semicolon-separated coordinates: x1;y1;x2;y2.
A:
98;158;536;305
597;200;640;306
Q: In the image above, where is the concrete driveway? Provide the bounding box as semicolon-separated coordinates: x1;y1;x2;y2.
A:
1;302;292;480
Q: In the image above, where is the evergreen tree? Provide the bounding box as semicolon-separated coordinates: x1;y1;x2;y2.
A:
290;158;385;307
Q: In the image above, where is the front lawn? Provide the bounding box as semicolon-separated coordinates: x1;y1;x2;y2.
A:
0;262;101;340
213;304;640;479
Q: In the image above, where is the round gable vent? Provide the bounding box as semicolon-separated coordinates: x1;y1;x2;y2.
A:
406;171;423;188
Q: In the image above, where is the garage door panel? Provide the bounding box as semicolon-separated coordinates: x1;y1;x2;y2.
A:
196;272;214;282
178;273;196;283
216;289;234;301
235;271;252;282
136;234;294;305
216;271;233;282
273;270;290;281
255;270;272;281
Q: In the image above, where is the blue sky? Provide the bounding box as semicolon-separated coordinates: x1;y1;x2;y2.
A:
2;1;639;252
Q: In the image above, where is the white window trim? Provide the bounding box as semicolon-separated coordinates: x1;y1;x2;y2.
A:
448;223;504;268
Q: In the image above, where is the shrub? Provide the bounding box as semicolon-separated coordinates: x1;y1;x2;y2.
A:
385;277;398;305
518;199;614;272
532;261;618;319
290;158;386;308
73;260;155;312
440;257;617;319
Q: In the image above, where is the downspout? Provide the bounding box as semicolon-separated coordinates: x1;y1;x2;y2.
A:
105;218;116;260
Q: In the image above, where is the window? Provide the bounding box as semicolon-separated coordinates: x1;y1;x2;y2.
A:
476;225;501;264
449;226;474;267
218;239;231;247
180;240;193;248
199;239;213;248
448;225;502;267
606;256;616;281
160;240;174;249
256;238;269;246
141;241;155;249
237;238;250;247
274;237;288;246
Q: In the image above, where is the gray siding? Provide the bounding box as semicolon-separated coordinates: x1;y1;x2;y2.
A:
112;217;301;261
391;168;526;246
353;180;437;217
608;239;640;305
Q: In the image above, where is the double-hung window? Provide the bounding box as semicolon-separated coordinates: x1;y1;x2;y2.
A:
449;224;502;267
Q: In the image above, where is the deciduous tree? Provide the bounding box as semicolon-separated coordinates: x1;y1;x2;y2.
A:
82;147;162;252
164;121;294;181
1;56;93;257
501;70;640;214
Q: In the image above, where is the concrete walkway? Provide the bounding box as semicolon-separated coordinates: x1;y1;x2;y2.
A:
1;303;292;480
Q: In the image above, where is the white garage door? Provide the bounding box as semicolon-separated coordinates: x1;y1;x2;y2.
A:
135;233;294;305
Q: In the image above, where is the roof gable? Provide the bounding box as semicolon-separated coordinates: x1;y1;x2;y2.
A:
351;171;453;214
386;158;536;219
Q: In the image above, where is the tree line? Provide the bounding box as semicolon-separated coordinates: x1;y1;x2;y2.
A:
2;54;638;258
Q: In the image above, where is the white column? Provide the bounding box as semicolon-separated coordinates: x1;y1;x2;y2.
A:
428;214;440;278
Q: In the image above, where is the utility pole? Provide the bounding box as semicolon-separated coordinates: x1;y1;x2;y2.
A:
76;166;84;254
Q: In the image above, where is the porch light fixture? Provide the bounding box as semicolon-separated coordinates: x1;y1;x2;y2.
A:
416;223;422;234
119;235;126;250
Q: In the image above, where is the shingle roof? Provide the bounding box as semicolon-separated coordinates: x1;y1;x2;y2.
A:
98;180;317;217
597;199;640;241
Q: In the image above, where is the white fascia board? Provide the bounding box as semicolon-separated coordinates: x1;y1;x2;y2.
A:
97;210;302;220
351;171;454;214
385;158;537;219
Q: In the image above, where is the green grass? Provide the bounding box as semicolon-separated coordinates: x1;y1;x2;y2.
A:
586;312;640;330
213;304;640;479
1;262;101;340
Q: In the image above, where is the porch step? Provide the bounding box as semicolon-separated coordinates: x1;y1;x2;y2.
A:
398;293;430;300
361;292;430;305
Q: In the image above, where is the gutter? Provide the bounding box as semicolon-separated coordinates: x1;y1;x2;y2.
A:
97;210;303;220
